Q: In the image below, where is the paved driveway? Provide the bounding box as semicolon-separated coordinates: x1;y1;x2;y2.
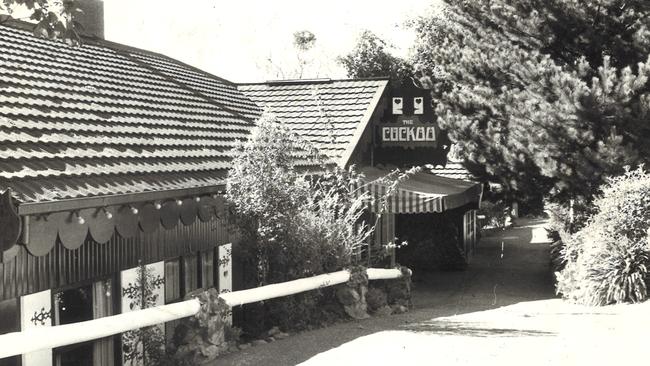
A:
214;218;567;365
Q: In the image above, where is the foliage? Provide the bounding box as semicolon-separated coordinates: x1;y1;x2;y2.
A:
0;0;79;43
227;112;377;334
339;30;414;82
262;29;324;79
556;166;650;305
412;1;650;210
478;199;509;229
227;113;372;283
227;112;421;334
293;30;316;51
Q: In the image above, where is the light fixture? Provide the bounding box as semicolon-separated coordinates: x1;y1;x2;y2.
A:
102;207;112;220
195;197;201;203
75;211;85;225
154;202;162;210
176;199;183;206
130;205;139;215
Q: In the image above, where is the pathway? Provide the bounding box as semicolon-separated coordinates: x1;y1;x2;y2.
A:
212;218;563;365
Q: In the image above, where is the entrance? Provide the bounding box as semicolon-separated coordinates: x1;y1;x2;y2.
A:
395;211;467;272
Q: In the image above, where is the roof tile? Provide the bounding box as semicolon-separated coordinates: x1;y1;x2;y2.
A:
0;22;257;203
239;79;386;162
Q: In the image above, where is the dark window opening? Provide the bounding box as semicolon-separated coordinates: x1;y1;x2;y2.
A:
54;284;94;366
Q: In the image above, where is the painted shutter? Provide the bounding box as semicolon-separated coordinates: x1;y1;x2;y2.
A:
20;289;52;366
218;244;232;323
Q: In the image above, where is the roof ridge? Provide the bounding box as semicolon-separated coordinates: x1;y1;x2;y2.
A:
103;43;256;124
0;19;243;89
237;76;391;86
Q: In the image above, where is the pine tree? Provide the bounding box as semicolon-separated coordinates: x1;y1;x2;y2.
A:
412;1;650;209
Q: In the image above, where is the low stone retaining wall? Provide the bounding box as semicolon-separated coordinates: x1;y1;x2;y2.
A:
169;266;412;364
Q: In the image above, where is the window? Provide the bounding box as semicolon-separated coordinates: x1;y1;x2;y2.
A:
201;250;215;289
184;255;199;293
54;284;94;366
0;298;20;366
165;259;182;304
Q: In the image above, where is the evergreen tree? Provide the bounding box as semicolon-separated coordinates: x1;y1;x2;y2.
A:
412;1;650;209
339;30;413;82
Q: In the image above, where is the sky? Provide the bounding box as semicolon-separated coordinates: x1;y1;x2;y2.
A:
103;0;441;83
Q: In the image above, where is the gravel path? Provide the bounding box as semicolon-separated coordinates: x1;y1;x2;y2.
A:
210;218;556;366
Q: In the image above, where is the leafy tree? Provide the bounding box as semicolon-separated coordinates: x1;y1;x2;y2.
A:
412;1;650;210
0;0;79;43
339;30;413;82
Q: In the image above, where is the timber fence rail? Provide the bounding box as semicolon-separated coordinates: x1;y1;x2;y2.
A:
0;267;409;359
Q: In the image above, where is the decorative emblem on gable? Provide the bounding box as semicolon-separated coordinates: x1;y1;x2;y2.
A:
378;82;438;148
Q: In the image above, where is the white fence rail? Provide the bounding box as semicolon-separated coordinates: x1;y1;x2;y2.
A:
0;268;408;359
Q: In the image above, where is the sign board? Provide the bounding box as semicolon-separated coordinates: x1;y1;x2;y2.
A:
376;82;438;149
379;115;437;147
21;290;52;366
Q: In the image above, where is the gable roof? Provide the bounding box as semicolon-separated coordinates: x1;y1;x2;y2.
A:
0;21;262;205
238;78;388;167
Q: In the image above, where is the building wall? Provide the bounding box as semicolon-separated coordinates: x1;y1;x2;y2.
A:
0;216;230;302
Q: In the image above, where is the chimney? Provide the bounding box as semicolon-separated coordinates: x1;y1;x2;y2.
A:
75;0;104;39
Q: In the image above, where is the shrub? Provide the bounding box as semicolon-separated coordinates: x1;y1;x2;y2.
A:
478;200;509;229
226;113;375;335
556;166;650;305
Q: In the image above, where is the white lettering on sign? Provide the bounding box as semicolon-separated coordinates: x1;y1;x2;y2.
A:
381;126;436;142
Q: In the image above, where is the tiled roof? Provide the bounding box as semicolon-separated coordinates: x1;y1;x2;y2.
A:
0;21;262;204
238;78;388;164
429;161;475;181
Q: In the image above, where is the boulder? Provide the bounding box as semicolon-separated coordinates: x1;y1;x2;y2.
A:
373;305;393;317
336;287;360;305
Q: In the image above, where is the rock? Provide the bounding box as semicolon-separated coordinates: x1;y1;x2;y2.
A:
199;345;220;360
252;339;268;346
267;326;281;337
344;303;370;320
207;328;225;345
373;305;393;317
336;287;360;305
238;343;251;350
267;336;276;342
390;304;408;314
228;345;239;353
275;332;290;340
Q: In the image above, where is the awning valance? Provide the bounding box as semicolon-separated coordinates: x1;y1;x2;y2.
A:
356;167;483;214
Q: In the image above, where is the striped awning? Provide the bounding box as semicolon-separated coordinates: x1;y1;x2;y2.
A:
356;167;483;214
